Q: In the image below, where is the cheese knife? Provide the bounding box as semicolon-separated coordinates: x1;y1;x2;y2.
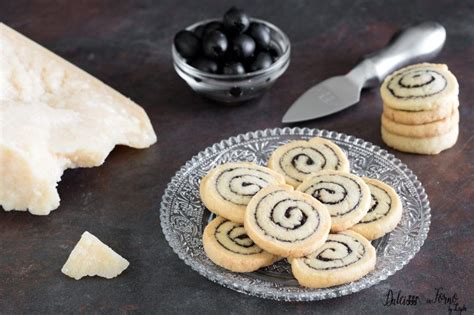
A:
282;22;446;123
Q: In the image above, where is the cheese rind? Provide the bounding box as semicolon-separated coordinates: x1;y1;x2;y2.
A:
61;231;130;280
0;23;157;215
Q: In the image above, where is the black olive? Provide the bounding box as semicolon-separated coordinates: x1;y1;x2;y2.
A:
194;24;206;39
189;58;218;73
230;34;255;59
203;21;224;37
247;22;270;49
223;7;250;34
249;52;272;72
222;62;245;75
202;31;228;59
267;41;283;61
174;30;200;59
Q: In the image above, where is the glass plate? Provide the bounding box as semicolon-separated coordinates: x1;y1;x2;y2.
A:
160;128;431;301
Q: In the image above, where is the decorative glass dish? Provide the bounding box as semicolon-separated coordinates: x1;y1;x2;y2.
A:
160;128;431;301
172;18;290;103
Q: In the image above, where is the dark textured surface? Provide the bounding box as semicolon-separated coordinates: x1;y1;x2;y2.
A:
0;1;473;314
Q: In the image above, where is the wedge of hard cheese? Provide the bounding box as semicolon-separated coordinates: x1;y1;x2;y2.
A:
0;23;157;215
62;231;129;280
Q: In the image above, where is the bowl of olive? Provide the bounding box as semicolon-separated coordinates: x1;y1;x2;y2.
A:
172;7;290;103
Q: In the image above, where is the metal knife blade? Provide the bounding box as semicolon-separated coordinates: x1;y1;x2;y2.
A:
282;75;362;123
282;21;446;123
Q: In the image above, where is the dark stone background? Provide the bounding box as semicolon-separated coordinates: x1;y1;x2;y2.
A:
0;0;472;313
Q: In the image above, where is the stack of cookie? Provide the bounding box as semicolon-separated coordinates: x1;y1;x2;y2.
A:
199;137;403;288
380;63;460;155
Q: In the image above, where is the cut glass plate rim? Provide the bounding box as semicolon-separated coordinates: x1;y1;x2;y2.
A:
159;127;431;301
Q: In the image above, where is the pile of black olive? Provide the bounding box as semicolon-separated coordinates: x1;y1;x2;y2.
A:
174;7;282;75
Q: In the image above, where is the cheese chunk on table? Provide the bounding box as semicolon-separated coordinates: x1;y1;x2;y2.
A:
0;23;157;215
62;231;130;280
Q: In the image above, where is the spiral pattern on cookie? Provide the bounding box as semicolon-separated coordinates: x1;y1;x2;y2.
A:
360;185;391;223
252;189;323;242
301;233;367;270
268;137;350;187
282;145;339;178
387;68;447;100
298;172;365;217
297;171;371;232
215;220;262;255
351;178;403;240
245;185;331;257
291;230;376;288
201;163;286;224
203;216;279;272
215;166;283;205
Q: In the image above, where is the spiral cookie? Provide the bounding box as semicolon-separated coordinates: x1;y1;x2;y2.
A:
381;109;459;138
380;63;459;111
203;217;279;272
200;162;285;223
383;99;459;125
291;231;376;288
351;178;402;240
268;137;350;188
381;124;459;155
244;185;331;258
296;170;371;232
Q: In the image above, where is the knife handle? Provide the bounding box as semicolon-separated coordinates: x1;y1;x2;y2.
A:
359;22;446;88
